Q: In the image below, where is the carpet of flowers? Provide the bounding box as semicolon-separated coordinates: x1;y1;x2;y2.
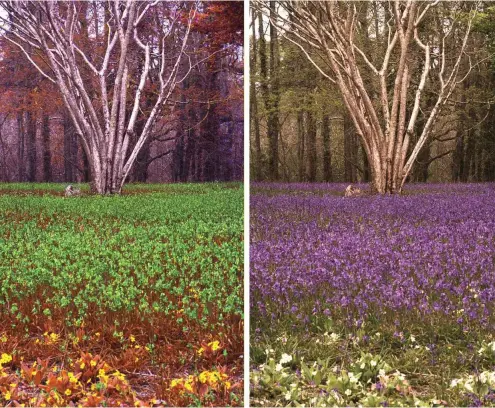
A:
0;183;243;406
251;182;495;407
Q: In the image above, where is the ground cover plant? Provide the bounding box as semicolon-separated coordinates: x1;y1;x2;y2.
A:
251;182;495;407
0;182;243;407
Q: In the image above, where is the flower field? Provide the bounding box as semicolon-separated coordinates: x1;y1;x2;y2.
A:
251;183;495;407
0;183;243;407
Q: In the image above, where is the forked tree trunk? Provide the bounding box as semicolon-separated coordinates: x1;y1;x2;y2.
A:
257;0;476;194
2;1;197;195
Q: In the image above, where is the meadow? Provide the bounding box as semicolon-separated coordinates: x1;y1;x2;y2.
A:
0;182;243;407
251;182;495;407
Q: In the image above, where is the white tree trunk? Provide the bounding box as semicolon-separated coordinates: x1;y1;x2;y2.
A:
256;0;476;194
0;0;198;194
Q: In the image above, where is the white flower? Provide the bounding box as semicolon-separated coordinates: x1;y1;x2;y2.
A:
280;353;292;365
379;369;386;376
275;363;283;372
330;333;340;341
464;381;474;393
360;363;366;369
284;392;291;400
410;335;416;343
345;389;352;396
450;379;460;388
370;360;377;367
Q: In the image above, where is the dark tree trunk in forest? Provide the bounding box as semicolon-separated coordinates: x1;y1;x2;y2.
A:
362;145;370;182
344;115;358;183
306;109;317;182
251;9;262;181
452;131;464;182
297;110;305;181
42;114;52;182
132;119;150;182
17;113;25;181
258;3;280;181
267;1;280;180
322;114;332;182
26;111;36;182
63;112;78;182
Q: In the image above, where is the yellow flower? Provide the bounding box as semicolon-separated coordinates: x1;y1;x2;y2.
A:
90;360;97;367
95;332;101;337
197;347;205;356
199;372;208;383
170;379;182;388
64;389;72;396
49;333;59;343
35;339;40;344
208;340;220;351
184;381;193;392
130;335;136;343
0;334;7;343
4;391;11;400
225;381;231;390
113;371;126;381
79;362;85;370
0;353;12;365
68;373;78;384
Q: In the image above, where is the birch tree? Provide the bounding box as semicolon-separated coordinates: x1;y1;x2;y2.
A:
255;0;478;193
0;0;198;194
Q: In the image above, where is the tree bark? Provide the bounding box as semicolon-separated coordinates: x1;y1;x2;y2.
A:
42;113;52;182
17;112;25;181
26;111;36;183
251;9;262;181
322;114;332;182
267;1;280;180
297;110;305;181
306;109;317;182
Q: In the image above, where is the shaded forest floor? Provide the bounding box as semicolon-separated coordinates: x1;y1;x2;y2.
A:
250;182;495;407
0;183;243;407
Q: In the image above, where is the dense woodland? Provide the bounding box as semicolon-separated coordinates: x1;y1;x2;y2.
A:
0;1;243;187
251;1;495;186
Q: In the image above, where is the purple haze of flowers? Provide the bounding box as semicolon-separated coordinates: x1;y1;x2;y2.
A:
251;183;495;330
